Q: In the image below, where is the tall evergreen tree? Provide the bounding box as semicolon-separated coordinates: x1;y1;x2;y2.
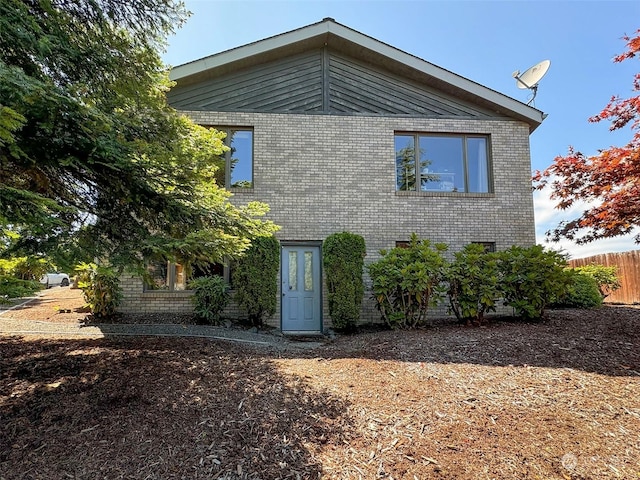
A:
0;0;277;269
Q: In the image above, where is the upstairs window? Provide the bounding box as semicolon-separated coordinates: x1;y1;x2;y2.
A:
217;128;253;189
395;133;491;193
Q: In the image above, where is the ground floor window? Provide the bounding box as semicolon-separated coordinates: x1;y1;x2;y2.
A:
471;241;496;253
396;240;495;252
395;133;491;193
145;260;226;292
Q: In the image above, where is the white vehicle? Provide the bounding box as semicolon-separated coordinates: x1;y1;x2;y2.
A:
40;272;71;288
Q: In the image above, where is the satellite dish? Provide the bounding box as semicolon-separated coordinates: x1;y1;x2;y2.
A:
512;59;550;106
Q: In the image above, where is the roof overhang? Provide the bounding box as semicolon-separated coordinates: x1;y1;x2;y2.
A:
169;18;545;132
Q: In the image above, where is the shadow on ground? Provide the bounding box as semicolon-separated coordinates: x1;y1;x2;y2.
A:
0;337;351;479
310;306;640;377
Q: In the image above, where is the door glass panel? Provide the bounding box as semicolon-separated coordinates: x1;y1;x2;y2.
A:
304;251;313;291
288;251;298;291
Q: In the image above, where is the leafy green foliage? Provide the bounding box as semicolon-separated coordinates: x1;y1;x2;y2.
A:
554;271;603;308
368;234;447;329
323;232;366;331
447;244;500;325
0;0;277;269
572;264;621;300
74;262;97;290
0;255;49;280
497;245;571;321
190;276;230;325
0;275;40;303
9;256;49;281
81;267;122;318
232;236;279;327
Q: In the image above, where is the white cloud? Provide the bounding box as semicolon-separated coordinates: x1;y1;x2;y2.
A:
533;185;639;260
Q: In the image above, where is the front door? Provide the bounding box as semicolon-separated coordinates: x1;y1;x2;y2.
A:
281;245;322;333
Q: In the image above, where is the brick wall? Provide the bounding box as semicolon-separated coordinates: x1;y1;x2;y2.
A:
118;274;254;320
119;112;535;328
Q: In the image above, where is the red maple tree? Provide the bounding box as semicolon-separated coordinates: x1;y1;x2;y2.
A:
533;30;640;244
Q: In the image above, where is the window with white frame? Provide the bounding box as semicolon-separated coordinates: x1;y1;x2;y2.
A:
395;133;491;193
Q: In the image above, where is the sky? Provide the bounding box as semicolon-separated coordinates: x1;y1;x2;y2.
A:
162;0;640;259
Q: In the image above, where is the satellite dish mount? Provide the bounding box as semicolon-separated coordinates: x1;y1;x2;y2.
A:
512;59;550;107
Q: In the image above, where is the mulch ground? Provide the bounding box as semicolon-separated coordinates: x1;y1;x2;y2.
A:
0;289;639;479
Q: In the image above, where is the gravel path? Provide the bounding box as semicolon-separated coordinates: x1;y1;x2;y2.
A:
0;289;325;350
0;317;326;350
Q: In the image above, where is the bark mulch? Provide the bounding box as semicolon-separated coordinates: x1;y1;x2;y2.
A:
0;289;639;479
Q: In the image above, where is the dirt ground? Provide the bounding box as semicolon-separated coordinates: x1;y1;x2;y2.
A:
0;286;90;324
0;288;639;479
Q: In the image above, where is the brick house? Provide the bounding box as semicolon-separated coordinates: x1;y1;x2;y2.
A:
118;18;545;332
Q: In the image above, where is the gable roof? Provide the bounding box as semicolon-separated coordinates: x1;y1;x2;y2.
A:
169;18;545;132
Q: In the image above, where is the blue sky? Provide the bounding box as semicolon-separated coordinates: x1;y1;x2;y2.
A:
162;0;640;258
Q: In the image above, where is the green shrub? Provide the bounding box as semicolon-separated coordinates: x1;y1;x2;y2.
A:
74;262;97;289
232;236;279;327
368;234;447;329
0;275;41;303
11;257;50;281
572;264;621;300
190;275;230;325
81;267;122;318
447;243;500;324
323;232;366;331
497;245;571;321
0;256;50;280
555;271;602;308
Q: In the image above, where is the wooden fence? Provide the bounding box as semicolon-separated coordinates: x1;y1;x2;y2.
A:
568;250;640;304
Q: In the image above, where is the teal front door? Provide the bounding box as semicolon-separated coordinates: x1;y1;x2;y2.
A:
281;245;322;333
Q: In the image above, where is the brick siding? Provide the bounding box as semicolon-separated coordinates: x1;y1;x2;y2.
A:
118;112;535;329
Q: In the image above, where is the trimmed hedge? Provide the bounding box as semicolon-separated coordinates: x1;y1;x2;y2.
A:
323;232;366;331
232;235;279;327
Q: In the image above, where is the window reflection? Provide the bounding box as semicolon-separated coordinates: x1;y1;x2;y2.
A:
228;130;253;188
466;137;489;193
395;135;416;191
146;260;186;291
395;134;490;193
213;128;253;189
420;136;464;192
